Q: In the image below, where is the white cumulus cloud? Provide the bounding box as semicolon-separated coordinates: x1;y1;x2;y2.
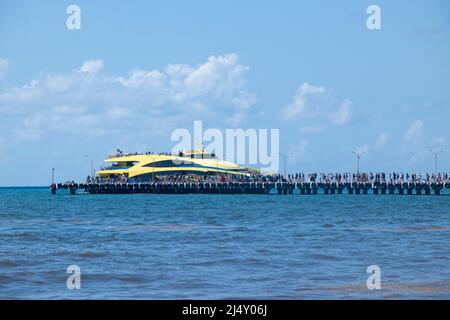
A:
0;58;9;80
375;132;390;148
329;98;351;126
431;136;445;146
115;69;166;90
404;120;424;143
282;83;352;129
0;54;256;144
281;83;325;120
78;59;104;74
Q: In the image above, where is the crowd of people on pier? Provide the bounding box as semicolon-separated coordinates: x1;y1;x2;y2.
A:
87;171;450;185
282;172;449;184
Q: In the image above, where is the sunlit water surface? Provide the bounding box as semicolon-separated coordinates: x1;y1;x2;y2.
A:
1;187;449;299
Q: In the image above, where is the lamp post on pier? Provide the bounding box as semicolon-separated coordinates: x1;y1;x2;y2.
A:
84;156;95;179
429;149;443;181
279;152;294;180
352;151;366;174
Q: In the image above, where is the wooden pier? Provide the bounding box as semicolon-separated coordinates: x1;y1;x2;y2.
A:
51;181;450;195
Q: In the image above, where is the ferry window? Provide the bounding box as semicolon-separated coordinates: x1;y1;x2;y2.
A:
144;160;198;167
108;162;136;169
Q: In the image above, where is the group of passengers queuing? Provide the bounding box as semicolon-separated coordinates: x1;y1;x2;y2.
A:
86;172;450;184
86;174;127;184
114;149;175;158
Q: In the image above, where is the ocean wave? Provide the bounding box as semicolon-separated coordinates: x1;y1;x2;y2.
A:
307;253;338;261
346;225;450;233
111;223;200;232
395;226;450;233
300;280;450;295
0;259;18;268
78;251;109;258
82;273;150;284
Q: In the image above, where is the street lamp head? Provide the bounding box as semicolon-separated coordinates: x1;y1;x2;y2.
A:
429;149;443;154
279;152;294;158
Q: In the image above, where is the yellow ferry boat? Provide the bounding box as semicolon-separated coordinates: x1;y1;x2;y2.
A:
96;149;256;181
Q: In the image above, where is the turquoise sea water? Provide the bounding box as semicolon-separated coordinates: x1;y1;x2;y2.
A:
0;187;449;299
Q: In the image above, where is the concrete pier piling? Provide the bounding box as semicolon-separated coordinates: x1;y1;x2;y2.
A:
52;181;448;195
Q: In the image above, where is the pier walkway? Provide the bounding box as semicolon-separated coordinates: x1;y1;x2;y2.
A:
52;180;450;195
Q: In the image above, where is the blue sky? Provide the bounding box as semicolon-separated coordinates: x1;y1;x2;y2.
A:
0;0;449;185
